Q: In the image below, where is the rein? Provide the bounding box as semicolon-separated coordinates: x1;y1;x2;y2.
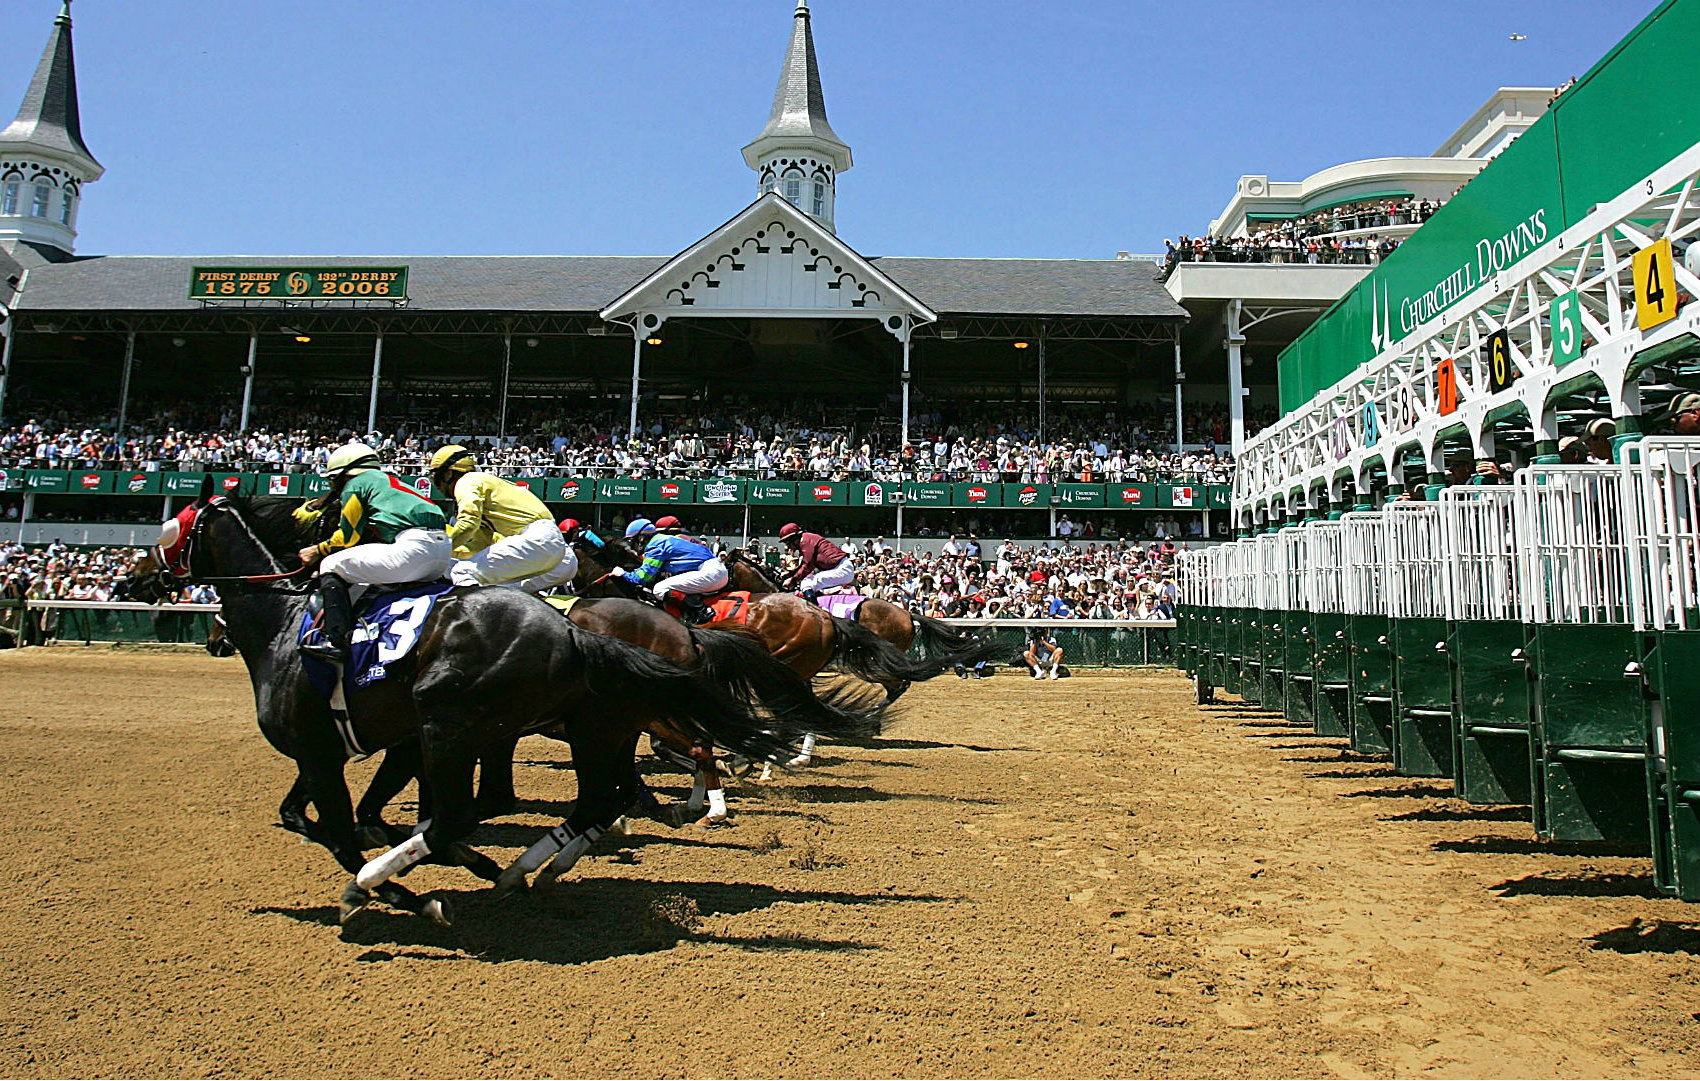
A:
150;497;317;595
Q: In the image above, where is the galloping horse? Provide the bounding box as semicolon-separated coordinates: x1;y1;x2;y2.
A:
126;482;885;925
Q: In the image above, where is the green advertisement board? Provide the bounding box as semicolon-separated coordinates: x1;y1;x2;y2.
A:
799;480;846;506
1157;484;1205;510
546;477;595;503
189;266;408;300
644;478;695;503
1207;486;1232;510
254;473;298;497
1003;483;1051;509
69;470;111;493
849;480;890;507
26;470;68;492
0;468;24;491
902;482;952;507
1113;483;1156;508
301;474;331;497
696;477;745;506
748;481;797;504
596;478;644;503
1054;482;1105;508
952;482;1001;508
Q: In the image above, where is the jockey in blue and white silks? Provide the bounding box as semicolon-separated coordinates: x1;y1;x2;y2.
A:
620;518;728;623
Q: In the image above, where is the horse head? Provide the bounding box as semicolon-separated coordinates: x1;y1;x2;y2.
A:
125;476;324;603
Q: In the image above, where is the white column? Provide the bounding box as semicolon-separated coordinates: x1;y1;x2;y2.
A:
1172;331;1184;452
899;325;912;452
1036;332;1047;445
116;330;136;438
499;331;512;440
1226;300;1246;457
741;504;751;547
239;332;258;432
628;328;643;442
0;324;14;422
367;334;384;434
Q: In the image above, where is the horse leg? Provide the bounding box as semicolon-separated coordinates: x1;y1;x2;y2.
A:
355;744;420;849
353;750;476;924
277;771;316;839
691;741;731;827
500;732;640;891
787;732;818;768
296;754;438;925
472;735;520;820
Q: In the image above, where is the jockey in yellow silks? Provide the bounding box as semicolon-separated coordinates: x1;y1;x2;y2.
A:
427;445;577;594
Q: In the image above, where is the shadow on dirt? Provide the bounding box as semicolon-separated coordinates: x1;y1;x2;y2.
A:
1492;872;1662;899
255;877;948;965
1381;804;1529;823
1433;835;1650;858
1587;917;1700;955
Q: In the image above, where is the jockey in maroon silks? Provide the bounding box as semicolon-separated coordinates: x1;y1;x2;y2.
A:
777;522;856;602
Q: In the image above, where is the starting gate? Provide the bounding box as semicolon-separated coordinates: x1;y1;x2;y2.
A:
1385;502;1454;777
1342;510;1392;754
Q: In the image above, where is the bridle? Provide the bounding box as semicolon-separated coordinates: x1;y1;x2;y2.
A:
140;496;313;597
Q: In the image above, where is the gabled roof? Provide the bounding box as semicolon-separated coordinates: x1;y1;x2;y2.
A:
0;3;100;173
600;193;934;324
741;0;850;171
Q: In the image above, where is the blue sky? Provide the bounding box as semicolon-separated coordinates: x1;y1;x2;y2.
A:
0;0;1654;260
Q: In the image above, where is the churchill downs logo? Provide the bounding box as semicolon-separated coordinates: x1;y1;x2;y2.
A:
1372;208;1551;351
701;479;738;504
1017;485;1040;506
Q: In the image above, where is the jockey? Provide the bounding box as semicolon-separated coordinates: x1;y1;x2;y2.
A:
654;515;683;535
298;442;452;663
428;444;577;594
778;522;856;602
620;517;727;624
558;517;610;551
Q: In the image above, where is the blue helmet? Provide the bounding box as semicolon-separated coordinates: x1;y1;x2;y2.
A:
624;518;656;539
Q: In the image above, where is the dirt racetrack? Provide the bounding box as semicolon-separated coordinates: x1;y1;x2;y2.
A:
2;648;1698;1079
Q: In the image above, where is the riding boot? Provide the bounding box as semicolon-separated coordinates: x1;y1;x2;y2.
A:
301;574;353;664
802;588;821;605
680;592;712;626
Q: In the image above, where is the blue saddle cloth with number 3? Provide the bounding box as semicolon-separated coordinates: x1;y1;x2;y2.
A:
300;583;454;702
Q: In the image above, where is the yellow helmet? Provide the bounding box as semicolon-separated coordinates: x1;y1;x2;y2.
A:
428;444;476;474
324;441;381;477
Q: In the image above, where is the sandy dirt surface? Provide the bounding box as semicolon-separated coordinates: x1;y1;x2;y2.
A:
1;647;1698;1078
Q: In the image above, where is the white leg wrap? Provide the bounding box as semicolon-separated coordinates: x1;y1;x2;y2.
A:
496;824;571;890
759;762;774;782
539;826;603;881
687;773;708;812
707;788;728;819
787;732;817;767
355;833;432;890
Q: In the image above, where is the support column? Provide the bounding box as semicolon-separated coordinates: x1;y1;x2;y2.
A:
1036;329;1047;445
239;332;258;432
1226;300;1246;457
895;503;904;551
367;334;383;435
741;504;751;547
0;323;14;423
628;327;644;442
116;329;136;437
499;331;512;440
1172;330;1185;452
899;324;912;452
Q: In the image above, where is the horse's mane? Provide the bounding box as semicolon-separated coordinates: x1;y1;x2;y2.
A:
229;496;324;560
598;537;645;571
729;548;786;591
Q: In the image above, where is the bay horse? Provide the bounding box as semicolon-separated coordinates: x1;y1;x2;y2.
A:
126;482;885;925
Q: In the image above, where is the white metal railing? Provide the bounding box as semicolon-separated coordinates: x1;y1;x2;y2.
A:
1342;511;1386;616
1625;437;1700;631
1255;533;1282;611
1439;486;1521;621
1235;143;1700;516
1303;520;1346;614
1514;465;1642;626
1385;502;1448;619
1278;526;1307;611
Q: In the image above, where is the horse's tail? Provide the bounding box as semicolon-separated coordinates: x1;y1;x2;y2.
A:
828;613;972;686
563;625;881;765
909;613;1000;669
690;625;888;742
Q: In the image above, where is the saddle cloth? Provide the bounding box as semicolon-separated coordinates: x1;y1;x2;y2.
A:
814;592;867;621
663;589;755;626
300;583;455;703
542;594;580;617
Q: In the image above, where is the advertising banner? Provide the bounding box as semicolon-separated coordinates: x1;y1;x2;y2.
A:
952;482;1001;507
1054;482;1105;508
696;477;745;506
546;477;595;503
644;478;695;503
901;482;951;507
1003;483;1051;509
596;478;645;503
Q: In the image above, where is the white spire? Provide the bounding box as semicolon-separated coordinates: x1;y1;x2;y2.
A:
742;1;851;231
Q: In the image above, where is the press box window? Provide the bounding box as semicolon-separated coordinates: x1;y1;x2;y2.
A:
59;191;73;225
31;183;50;217
784;178;802;207
0;181;16;215
812;182;825;216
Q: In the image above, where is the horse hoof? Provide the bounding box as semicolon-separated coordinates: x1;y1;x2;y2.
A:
421;898;452;927
339;881;371;925
696;815;733;829
493;868;529;895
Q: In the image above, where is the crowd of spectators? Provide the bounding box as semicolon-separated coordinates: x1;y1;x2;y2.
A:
1161;196;1445;276
0;394;1253;486
0;539;215;605
795;536;1179;621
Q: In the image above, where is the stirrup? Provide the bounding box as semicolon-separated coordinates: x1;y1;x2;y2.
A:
300;639;348;664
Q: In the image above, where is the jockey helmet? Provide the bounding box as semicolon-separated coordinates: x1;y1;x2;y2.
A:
625;518;657;540
778;522;803;542
558;518;582;538
324;442;381;478
655;515;682;532
428;444;476;475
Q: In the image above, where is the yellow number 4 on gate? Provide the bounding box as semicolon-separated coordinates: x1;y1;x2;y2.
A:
1633;237;1680;332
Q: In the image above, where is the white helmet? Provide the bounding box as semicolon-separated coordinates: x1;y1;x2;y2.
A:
324;441;381;477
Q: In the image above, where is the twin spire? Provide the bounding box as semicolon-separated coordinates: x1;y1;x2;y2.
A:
742;0;852;230
0;2;99;174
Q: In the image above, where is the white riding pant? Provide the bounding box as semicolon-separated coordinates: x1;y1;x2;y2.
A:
800;558;856;593
651;557;729;599
451;518;578;593
321;528;453;586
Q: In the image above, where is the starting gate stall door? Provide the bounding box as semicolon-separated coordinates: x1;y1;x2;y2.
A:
1282;527;1316;728
1440;486;1532;805
1305;521;1350;737
1175;549;1199;675
1385;502;1455;778
1257;533;1288;714
1515;464;1650;846
1627;438;1700;900
1238;540;1263;706
1230;540;1258;700
1208;546;1233;695
1343;511;1392;755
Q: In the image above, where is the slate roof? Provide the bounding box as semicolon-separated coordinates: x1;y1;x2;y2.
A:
10;252;1185;321
744;1;849;164
0;4;100;171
